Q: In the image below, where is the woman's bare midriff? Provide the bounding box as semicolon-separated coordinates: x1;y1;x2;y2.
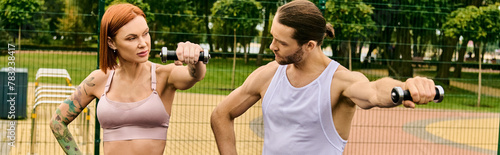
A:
103;139;166;155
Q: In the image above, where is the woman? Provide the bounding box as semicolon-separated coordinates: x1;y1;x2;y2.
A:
50;3;206;155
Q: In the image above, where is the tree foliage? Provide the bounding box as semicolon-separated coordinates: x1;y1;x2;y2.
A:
324;0;376;67
211;0;262;53
0;19;12;55
442;6;480;38
41;0;65;37
145;0;204;57
325;0;376;40
437;3;500;82
0;0;40;27
0;0;41;40
475;4;500;43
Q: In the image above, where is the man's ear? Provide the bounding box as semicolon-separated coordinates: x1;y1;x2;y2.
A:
305;40;317;52
107;37;116;50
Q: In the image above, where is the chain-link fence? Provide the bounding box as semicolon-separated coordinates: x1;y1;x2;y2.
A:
0;0;499;154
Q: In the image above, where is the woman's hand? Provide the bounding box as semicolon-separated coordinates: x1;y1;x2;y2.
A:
174;41;203;65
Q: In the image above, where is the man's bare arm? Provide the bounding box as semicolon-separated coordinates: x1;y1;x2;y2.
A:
211;62;276;155
211;87;261;155
341;71;436;109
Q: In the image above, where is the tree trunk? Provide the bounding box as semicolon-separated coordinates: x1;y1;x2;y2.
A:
351;40;357;62
18;26;21;51
257;6;271;66
481;43;486;62
244;43;248;64
363;41;377;65
340;40;350;67
390;27;413;80
330;41;339;57
331;27;343;58
453;39;468;78
412;32;419;57
149;23;157;59
380;27;393;66
419;39;427;57
473;41;480;61
435;36;459;85
222;35;228;58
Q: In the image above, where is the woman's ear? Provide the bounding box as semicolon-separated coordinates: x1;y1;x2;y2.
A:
107;37;116;50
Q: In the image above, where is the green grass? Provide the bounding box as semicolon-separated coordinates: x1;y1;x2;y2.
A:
0;52;97;85
1;52;271;95
357;68;500;112
150;56;273;95
416;70;500;89
409;85;500;113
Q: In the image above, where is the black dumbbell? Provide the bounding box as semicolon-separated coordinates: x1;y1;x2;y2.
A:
391;85;444;105
160;47;211;64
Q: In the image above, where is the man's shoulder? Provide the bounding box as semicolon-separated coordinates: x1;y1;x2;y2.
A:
331;66;370;91
241;61;279;93
251;61;280;79
260;61;280;71
333;66;366;81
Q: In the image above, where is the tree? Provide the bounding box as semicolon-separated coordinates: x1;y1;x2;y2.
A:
145;0;203;58
436;4;500;85
57;0;86;47
106;0;152;21
57;0;101;47
388;0;449;80
41;0;65;38
441;6;480;79
194;0;217;55
0;19;12;55
361;0;399;68
256;0;279;66
0;0;41;50
474;4;500;61
324;0;376;68
361;0;450;80
211;0;262;59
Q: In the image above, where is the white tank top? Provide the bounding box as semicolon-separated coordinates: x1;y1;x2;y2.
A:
262;60;347;155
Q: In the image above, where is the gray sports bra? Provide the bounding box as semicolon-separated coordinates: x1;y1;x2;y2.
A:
96;63;170;141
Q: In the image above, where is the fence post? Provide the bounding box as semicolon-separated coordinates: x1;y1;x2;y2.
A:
319;0;326;15
29;108;37;155
95;0;105;154
231;28;236;89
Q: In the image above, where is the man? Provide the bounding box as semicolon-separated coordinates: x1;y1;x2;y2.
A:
211;0;437;154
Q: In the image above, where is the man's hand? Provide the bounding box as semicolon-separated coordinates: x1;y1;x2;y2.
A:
401;76;436;108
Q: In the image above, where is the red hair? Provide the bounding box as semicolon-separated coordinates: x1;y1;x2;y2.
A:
99;3;146;73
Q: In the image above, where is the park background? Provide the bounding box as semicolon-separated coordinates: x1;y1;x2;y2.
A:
0;0;499;154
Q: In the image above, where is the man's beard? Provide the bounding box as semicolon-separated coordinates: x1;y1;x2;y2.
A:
276;47;304;65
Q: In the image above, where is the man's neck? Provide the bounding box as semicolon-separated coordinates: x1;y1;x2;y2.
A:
290;48;330;73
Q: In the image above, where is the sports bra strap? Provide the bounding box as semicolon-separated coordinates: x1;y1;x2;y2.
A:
104;70;115;93
103;63;156;94
151;63;157;91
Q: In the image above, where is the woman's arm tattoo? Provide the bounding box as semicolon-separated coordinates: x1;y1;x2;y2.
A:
51;109;82;154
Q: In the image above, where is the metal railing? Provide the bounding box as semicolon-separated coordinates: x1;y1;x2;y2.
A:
29;69;92;155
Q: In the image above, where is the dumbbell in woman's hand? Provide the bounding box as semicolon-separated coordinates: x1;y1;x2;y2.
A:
160;47;211;64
